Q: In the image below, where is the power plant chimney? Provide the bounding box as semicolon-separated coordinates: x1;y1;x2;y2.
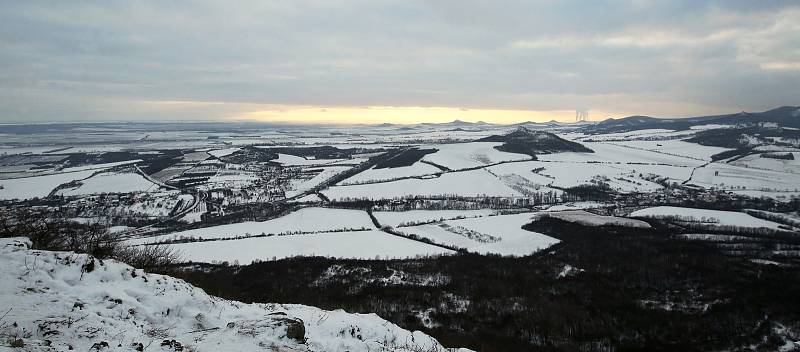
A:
575;109;589;122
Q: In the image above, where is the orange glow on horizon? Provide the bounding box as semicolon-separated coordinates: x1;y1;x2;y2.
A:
138;100;619;124
238;106;601;125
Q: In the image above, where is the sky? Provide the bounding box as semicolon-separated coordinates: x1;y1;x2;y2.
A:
0;1;798;125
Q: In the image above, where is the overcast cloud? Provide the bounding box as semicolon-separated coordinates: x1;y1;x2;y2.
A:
0;1;798;123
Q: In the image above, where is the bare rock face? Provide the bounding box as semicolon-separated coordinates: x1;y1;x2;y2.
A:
229;315;306;344
283;317;306;343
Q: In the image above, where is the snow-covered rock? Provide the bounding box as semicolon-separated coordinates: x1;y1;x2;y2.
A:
0;238;470;352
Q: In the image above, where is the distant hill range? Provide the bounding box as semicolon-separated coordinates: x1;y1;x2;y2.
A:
587;106;800;133
513;119;596;129
478;128;593;157
2;106;797;134
419;119;491;127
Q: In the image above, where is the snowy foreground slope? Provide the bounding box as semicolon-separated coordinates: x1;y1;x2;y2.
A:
0;238;470;352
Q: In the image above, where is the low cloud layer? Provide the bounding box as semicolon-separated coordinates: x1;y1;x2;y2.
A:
0;1;798;123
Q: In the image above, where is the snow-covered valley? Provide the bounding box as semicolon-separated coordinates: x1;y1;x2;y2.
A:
2;108;800;351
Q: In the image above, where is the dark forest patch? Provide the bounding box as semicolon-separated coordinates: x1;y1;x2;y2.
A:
177;219;800;352
710;148;752;162
60;150;183;175
256;146;385;159
478;128;593;157
373;148;437;169
688;126;800;150
762;152;795;160
221;145;387;164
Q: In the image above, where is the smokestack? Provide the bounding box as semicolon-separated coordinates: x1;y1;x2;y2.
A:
575;109;589;122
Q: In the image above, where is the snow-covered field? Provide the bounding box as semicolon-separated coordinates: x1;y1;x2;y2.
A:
630;206;786;230
135;208;554;262
292;193;324;203
341;162;442;185
541;210;651;228
325;169;523;200
322;169;522;199
575;129;695;141
328;136;746;198
0;145;65;155
374;209;497;227
0;237;467;351
488;160;666;193
274;153;347;166
56;171;162;196
397;213;559;256
689;163;800;193
538;201;612;212
286;166;351;197
421;142;531;170
730;153;800;174
690;124;737;130
165;230;454;263
0;169;97;200
537;142;709;167
201;170;259;189
487;140;749;191
131;207;376;244
207;147;240;158
609;140;731;161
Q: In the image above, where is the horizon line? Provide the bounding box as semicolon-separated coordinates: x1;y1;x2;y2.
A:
0;104;795;127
